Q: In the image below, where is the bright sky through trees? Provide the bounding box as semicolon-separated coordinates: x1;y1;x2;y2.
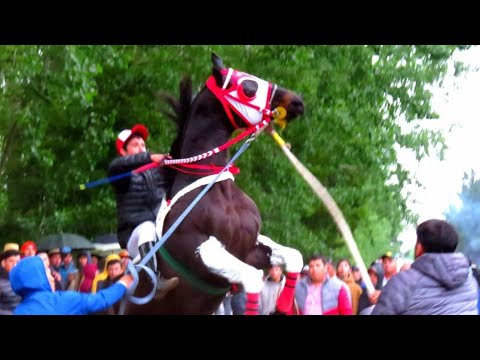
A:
397;46;480;253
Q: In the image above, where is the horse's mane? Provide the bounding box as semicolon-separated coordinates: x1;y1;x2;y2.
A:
159;76;193;197
160;76;192;155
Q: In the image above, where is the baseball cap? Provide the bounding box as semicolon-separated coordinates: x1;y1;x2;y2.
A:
61;246;72;254
115;124;149;155
381;251;394;260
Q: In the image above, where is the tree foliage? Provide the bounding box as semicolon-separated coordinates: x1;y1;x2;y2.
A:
0;45;465;264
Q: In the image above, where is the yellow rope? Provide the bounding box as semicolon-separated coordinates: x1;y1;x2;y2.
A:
268;124;375;296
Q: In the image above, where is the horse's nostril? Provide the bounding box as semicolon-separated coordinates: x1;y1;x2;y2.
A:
298;103;304;114
291;100;304;114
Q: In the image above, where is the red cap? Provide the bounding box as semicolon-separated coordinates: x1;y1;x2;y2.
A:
115;124;149;155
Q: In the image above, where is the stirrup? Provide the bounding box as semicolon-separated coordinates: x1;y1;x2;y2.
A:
138;241;158;274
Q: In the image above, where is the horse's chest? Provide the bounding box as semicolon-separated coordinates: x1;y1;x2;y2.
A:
180;184;261;240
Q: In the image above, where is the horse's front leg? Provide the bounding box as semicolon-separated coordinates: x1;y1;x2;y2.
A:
197;236;264;315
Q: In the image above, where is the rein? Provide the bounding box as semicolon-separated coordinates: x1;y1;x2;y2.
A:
79;121;266;190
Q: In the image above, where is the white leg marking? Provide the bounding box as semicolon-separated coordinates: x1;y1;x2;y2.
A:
197;236;264;293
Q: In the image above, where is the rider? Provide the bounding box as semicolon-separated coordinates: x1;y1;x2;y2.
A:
108;123;178;292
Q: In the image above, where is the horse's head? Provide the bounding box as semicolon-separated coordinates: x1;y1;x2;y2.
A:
209;53;304;128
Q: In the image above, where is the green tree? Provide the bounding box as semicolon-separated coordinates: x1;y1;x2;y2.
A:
0;45;467;265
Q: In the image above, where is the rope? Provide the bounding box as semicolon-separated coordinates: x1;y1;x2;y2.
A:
268;126;375;296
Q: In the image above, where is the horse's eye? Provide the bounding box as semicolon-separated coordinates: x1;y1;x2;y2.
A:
240;80;258;98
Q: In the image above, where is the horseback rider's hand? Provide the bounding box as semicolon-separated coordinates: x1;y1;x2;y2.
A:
151;154;172;165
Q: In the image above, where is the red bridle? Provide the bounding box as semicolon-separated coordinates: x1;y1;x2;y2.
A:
206;68;277;129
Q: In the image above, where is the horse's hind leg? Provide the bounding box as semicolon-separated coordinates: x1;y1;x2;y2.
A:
197;236;264;315
257;234;303;314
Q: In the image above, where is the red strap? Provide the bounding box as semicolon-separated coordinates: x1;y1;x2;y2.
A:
245;292;260;315
167;163;240;176
275;272;299;314
206;76;241;129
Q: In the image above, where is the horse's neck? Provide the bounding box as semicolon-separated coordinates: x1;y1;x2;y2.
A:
171;90;234;195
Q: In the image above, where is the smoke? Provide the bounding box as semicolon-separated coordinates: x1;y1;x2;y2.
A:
445;178;480;265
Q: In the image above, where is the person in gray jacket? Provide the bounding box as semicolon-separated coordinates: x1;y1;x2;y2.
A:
373;219;478;315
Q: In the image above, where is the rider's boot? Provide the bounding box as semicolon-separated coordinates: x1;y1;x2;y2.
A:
138;241;179;295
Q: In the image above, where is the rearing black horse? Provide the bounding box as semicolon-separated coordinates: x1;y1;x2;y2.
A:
125;54;304;315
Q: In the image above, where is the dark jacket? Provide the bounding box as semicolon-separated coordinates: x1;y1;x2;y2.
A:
372;253;478;315
357;262;384;314
108;152;169;247
10;256;127;315
0;267;21;314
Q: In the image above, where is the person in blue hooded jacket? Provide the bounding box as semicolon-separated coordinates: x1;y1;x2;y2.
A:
9;255;134;315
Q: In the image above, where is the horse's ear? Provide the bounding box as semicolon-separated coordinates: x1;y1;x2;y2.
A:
211;53;225;87
211;53;224;71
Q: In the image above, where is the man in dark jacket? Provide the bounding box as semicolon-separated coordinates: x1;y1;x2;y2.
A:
372;219;478;315
108;124;178;291
0;246;22;314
